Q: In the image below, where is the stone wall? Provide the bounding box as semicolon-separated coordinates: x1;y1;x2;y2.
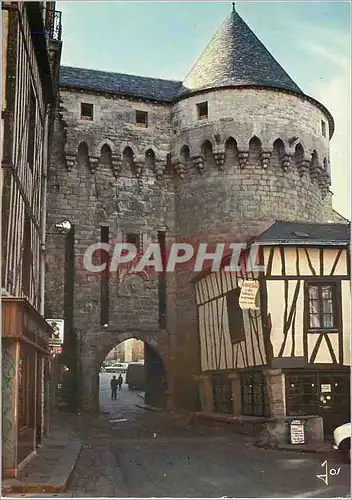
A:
60;89;171;160
46;90;176;411
171;88;331;163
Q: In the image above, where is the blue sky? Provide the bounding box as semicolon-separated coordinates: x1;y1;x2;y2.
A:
57;1;351;218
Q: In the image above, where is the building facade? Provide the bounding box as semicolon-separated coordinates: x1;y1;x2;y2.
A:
105;339;145;363
45;6;349;414
1;1;62;477
193;222;350;436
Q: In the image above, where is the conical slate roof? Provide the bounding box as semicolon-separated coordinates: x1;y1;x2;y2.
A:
179;6;302;96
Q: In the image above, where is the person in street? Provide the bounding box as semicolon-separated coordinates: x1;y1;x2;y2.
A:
117;374;123;390
110;375;118;400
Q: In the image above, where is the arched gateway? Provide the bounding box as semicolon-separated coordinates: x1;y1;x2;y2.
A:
79;328;170;412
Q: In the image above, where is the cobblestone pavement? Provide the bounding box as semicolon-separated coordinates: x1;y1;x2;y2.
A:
67;373;351;498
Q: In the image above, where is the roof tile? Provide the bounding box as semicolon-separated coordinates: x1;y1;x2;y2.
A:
59;66;183;102
252;221;350;245
180;8;302;96
59;8;303;101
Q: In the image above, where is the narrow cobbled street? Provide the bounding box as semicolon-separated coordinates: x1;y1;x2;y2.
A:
66;374;350;498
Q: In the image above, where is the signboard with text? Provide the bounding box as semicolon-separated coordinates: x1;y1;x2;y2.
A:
290;419;305;444
239;280;260;310
50;345;63;357
321;384;331;393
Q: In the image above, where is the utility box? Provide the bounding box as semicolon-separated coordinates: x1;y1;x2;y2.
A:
289;419;305;444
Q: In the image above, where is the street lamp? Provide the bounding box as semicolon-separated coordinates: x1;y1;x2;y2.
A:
54;219;72;235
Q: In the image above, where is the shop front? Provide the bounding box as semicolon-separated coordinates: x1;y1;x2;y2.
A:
2;298;51;478
285;370;350;436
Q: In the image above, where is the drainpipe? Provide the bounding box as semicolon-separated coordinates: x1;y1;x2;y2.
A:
40;104;50;316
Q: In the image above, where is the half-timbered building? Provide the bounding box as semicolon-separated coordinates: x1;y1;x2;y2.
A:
193;222;350;438
1;1;62;477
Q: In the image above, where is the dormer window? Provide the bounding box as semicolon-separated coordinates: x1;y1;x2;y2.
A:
321;120;327;138
197;102;208;120
81;103;93;121
135;110;148;128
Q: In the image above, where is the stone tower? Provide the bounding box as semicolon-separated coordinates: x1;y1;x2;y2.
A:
46;6;340;412
168;6;337;408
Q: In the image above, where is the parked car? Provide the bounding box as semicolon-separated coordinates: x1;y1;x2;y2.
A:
126;362;145;390
105;362;128;374
332;422;350;462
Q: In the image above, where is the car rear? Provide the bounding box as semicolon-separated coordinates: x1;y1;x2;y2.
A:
333;422;351;462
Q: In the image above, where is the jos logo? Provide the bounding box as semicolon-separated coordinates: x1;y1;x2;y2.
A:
316;461;341;486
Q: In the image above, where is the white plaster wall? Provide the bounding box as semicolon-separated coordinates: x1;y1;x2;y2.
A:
267;280;304;357
341;280;351;366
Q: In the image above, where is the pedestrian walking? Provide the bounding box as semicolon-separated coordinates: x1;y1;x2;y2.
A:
110;375;118;400
117;374;123;390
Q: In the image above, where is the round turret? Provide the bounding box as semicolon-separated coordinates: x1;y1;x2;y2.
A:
170;8;333;243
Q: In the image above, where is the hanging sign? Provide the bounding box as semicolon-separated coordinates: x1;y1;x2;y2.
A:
290;419;305;444
46;319;64;345
239;280;260;310
50;345;63;357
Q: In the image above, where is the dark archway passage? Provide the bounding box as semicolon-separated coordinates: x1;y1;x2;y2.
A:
144;342;167;408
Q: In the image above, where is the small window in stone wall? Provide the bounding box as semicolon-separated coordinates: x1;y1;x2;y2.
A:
135;110;148;128
197;101;208;120
81;103;93;121
126;233;142;254
321;120;327;138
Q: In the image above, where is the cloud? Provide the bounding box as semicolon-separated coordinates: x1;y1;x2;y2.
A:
297;22;350;70
296;21;351;218
315;68;351;218
304;42;349;69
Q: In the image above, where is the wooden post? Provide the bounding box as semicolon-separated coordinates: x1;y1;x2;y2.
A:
228;372;241;415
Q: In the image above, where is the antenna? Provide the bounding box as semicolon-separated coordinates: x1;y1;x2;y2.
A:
232;2;236;11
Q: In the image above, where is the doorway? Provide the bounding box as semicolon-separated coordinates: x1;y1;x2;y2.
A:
285;371;350;436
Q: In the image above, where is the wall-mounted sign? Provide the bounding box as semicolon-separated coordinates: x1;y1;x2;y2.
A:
50;345;63;357
290;419;305;444
321;384;331;393
239;280;260;310
46;319;64;345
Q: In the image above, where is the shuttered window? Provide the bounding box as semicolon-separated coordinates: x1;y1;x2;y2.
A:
27;86;36;169
226;288;245;343
22;213;32;298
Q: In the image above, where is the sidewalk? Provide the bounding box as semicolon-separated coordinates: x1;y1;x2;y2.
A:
2;412;81;496
191;411;336;455
255;440;335;455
